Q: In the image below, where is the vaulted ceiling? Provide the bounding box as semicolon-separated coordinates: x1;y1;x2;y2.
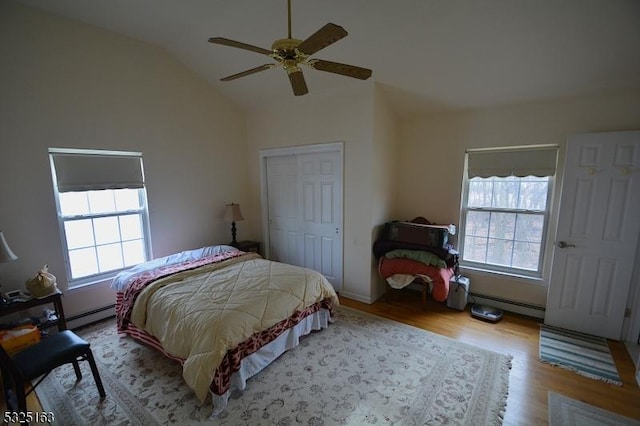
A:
15;0;640;116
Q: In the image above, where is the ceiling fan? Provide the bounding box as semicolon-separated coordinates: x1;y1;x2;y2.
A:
208;0;372;96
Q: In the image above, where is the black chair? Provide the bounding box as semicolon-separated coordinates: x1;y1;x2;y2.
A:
0;330;106;413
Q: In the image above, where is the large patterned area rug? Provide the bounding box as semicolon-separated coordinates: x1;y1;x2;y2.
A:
36;307;512;425
539;324;622;385
548;392;640;426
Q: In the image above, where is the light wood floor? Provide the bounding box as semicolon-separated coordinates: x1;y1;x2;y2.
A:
21;290;640;424
341;291;640;425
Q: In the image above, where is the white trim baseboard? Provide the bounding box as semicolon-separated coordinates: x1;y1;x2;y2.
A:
339;291;373;304
67;305;115;330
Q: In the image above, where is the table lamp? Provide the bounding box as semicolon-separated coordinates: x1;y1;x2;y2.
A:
0;231;17;263
223;203;244;246
0;230;18;304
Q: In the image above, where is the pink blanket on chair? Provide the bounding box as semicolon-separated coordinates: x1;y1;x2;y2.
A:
378;257;454;302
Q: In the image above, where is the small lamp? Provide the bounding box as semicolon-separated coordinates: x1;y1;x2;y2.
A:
0;230;17;304
223;203;244;246
0;231;17;263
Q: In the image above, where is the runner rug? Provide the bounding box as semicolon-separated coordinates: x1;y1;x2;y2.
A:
35;307;512;425
548;392;640;426
540;324;622;385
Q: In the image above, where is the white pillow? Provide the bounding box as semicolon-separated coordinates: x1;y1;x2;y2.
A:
111;245;240;292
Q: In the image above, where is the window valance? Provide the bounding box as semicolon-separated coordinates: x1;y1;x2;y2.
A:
466;145;558;178
50;149;144;192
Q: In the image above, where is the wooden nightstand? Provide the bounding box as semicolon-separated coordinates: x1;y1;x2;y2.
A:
0;290;67;332
233;240;261;255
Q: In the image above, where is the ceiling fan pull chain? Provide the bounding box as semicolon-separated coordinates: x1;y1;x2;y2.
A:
287;0;292;39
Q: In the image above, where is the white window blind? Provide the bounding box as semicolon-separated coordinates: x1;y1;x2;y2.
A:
467;146;558;178
48;148;151;287
50;149;144;192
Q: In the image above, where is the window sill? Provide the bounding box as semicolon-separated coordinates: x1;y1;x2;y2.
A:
460;265;547;286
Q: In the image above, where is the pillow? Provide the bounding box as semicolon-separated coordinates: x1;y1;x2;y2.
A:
111;245;240;291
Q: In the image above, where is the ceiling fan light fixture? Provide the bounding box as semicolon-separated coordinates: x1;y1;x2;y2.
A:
283;60;301;74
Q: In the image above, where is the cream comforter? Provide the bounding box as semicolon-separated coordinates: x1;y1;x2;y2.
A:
129;253;339;403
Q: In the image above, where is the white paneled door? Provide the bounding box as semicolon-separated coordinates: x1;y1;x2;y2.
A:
266;155;300;266
545;131;640;340
265;148;343;292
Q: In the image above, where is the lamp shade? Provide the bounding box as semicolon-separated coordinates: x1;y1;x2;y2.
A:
0;231;18;263
224;203;244;222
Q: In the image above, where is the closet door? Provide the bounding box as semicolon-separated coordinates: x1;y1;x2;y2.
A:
265;148;343;292
298;151;342;290
266;155;301;266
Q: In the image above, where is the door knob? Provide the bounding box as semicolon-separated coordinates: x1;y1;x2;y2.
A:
557;241;576;248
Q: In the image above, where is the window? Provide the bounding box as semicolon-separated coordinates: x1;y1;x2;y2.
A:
49;149;152;287
459;146;558;278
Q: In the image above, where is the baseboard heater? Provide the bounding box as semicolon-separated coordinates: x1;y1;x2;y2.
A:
67;304;115;330
468;292;545;319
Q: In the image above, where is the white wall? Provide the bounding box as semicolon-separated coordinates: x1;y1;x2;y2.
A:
0;3;247;318
398;90;640;307
370;87;400;300
246;84;381;303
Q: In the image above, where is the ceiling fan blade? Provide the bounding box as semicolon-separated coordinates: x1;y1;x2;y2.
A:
297;23;348;56
208;37;273;56
310;59;372;80
220;64;274;81
288;70;308;96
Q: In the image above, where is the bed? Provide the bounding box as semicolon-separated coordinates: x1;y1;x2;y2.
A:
112;245;339;417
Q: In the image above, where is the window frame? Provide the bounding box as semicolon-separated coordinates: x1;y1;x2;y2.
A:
458;151;557;280
458;144;560;282
49;149;152;288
